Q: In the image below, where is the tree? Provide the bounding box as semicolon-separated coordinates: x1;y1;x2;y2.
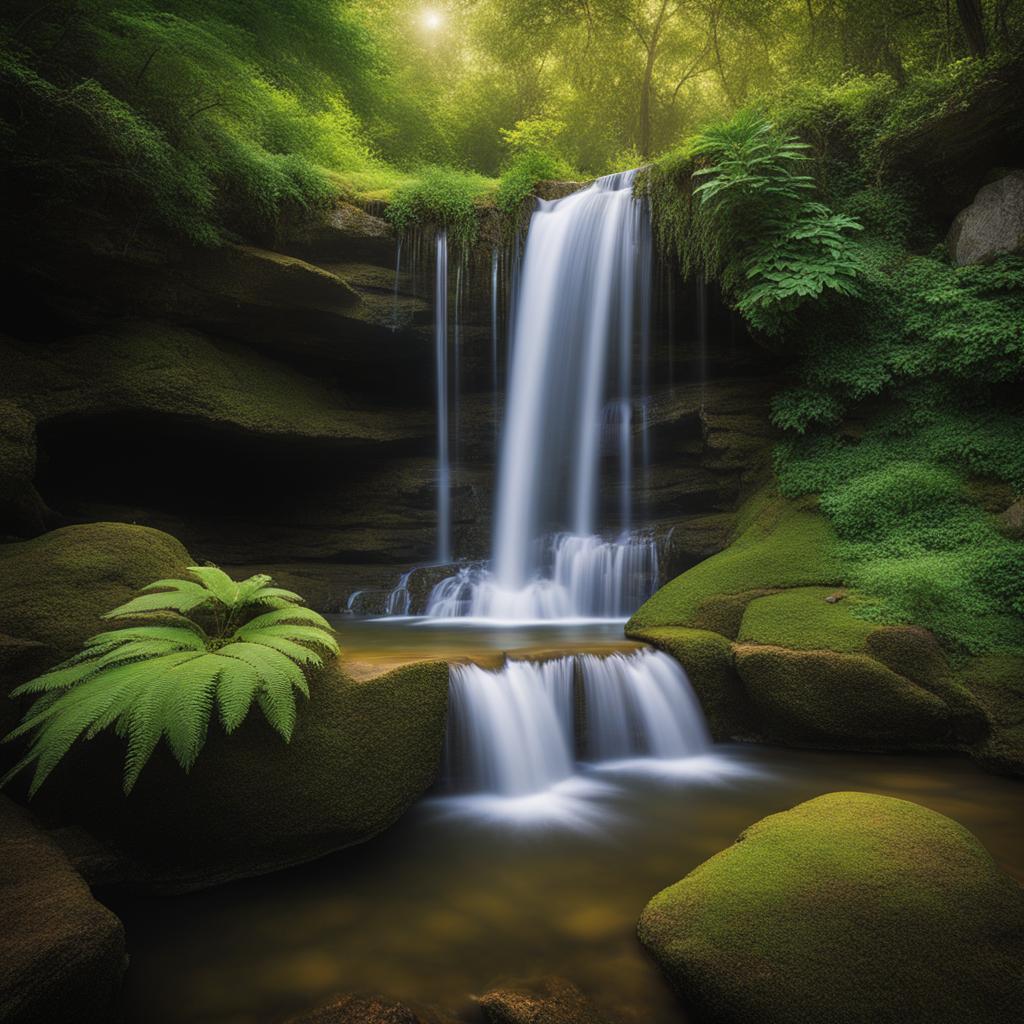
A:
957;0;988;56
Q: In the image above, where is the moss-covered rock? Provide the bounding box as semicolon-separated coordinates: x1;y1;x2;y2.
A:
0;323;427;445
963;654;1024;776
629;628;750;740
0;525;450;888
0;400;48;536
736;586;876;651
638;792;1024;1024
0;796;126;1024
32;659;448;890
627;492;841;633
734;644;952;749
866;626;989;743
0;523;192;663
479;977;611;1024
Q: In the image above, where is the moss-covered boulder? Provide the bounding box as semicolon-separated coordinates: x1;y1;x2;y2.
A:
0;525;450;888
33;659;448;890
733;644;952;749
0;522;192;662
626;492;1008;761
638;792;1024;1024
627;492;842;633
0;796;126;1024
963;654;1024;776
736;587;875;651
0;400;48;536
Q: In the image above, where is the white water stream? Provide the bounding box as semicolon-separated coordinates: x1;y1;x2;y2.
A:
445;649;709;795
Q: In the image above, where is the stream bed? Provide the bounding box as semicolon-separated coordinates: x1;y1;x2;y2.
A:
106;621;1024;1024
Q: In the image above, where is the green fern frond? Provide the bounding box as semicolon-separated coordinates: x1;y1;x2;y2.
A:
2;565;338;795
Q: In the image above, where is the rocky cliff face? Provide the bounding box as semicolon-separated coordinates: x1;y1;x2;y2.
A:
0;192;780;610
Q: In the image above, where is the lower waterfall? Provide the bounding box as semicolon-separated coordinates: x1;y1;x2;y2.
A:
444;648;709;796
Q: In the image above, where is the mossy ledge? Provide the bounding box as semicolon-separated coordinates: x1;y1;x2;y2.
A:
627;490;1024;771
638;792;1024;1024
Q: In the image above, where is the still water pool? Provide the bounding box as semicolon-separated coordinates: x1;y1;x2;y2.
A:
107;622;1024;1024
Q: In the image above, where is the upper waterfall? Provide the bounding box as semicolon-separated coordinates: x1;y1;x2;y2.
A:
493;169;650;585
426;170;657;620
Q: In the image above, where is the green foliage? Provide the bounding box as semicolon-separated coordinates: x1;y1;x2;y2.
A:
0;0;398;244
495;149;575;215
385;165;493;248
646;111;864;333
2;566;337;796
737;587;877;653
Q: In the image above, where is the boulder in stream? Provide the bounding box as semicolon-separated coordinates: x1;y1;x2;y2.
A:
638;792;1024;1024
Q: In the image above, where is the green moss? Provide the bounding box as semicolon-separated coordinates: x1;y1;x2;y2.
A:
0;523;191;661
962;654;1024;777
40;659;449;890
865;626;988;743
0;323;424;445
738;587;876;653
638;792;1024;1024
630;629;749;741
691;589;779;640
734;644;950;749
627;492;841;633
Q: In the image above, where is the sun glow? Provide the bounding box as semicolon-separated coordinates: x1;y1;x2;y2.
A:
421;9;443;30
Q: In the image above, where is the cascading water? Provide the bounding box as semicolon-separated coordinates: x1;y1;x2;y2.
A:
419;170;658;620
435;230;452;565
444;648;709;795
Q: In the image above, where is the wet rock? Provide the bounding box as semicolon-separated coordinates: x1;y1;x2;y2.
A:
947;170;1024;266
0;796;126;1024
284;993;429;1024
479;977;613;1024
638;792;1024;1024
275;201;393;261
0;401;49;537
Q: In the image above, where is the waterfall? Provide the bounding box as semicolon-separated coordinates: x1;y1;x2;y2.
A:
435;231;451;565
578;650;709;759
443;648;708;795
426;531;658;619
419;170;656;621
446;658;575;795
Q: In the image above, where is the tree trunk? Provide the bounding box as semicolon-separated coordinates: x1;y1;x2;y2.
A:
957;0;988;56
639;47;656;158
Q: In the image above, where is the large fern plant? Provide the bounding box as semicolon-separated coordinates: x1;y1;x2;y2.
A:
1;567;338;796
688;110;863;332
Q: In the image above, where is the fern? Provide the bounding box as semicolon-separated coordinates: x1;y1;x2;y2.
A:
676;111;864;331
1;566;338;796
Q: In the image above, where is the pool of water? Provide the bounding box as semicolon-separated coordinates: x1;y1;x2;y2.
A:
331;616;642;675
108;743;1024;1024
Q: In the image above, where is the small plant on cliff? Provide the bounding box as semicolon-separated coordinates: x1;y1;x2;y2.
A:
1;567;338;796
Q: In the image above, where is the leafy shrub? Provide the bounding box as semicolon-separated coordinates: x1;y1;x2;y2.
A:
820;463;963;540
646;110;864;333
386;165;492;248
2;567;338;795
495;148;575;215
